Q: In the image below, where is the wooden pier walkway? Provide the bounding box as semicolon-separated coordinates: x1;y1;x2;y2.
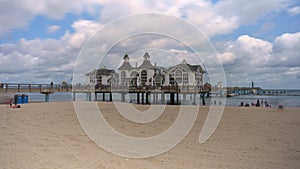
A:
0;83;210;104
2;83;298;103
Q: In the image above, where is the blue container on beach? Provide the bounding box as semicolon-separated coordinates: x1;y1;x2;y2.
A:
14;94;23;104
22;94;28;104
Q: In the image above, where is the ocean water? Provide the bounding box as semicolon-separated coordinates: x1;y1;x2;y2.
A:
18;92;300;108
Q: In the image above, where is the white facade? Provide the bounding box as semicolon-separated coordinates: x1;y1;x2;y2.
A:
86;68;117;86
118;52;159;86
164;59;204;86
87;52;205;87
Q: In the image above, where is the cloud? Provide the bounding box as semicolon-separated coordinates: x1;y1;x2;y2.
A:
288;6;300;16
47;25;60;33
0;0;293;38
216;32;300;88
0;0;299;88
0;20;103;83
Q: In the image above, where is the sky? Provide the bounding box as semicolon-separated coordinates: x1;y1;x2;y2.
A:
0;0;299;89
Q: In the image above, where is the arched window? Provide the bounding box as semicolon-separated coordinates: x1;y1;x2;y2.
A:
169;74;175;85
183;73;188;84
130;71;139;86
121;71;126;86
141;70;147;86
154;76;162;86
175;69;182;84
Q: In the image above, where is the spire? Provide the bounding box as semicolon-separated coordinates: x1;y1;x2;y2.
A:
143;52;150;60
181;59;187;64
123;53;129;62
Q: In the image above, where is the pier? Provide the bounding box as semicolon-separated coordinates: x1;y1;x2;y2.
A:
225;87;300;96
0;83;210;105
2;83;299;103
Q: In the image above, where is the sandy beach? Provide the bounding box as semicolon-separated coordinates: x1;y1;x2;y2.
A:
0;102;299;169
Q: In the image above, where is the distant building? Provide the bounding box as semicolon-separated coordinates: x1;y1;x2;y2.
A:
86;68;118;86
86;52;205;87
164;59;205;86
117;52;163;86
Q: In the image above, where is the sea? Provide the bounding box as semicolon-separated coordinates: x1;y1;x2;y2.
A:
15;92;300;108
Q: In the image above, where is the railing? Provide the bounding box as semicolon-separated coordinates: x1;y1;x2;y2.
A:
0;83;72;93
0;83;211;94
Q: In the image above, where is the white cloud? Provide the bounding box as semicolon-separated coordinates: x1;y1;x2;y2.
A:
0;0;293;38
0;0;299;88
47;25;60;33
0;19;103;83
288;6;300;16
215;32;300;88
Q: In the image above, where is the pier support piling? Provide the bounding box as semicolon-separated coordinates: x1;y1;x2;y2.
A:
192;93;196;105
137;93;140;104
161;93;165;104
45;94;50;102
102;93;105;101
201;93;205;105
121;93;125;102
109;92;112;102
183;93;186;105
94;93;97;101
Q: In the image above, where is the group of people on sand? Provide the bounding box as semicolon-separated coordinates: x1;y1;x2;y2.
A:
239;99;284;112
239;99;272;108
8;98;21;108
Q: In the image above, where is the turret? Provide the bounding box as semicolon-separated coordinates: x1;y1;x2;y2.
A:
143;52;150;60
123;53;129;62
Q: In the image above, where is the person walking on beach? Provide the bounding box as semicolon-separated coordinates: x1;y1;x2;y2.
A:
278;103;284;112
256;99;260;107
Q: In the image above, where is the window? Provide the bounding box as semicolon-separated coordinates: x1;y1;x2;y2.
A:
97;74;102;85
130;71;139;86
169;74;175;85
154;76;162;86
141;70;147;86
195;70;202;85
121;71;126;86
183;73;188;84
175;69;182;84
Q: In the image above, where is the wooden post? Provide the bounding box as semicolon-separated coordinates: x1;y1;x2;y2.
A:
183;93;186;105
161;92;165;104
86;93;91;101
192;93;196;105
109;92;112;102
121;93;125;102
142;93;144;104
73;92;76;101
94;92;97;101
137;93;140;104
45;94;50;102
170;93;175;105
146;92;149;104
18;84;20;92
176;92;179;105
102;92;105;101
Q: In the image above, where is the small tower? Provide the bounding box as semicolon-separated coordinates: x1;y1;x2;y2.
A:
143;52;150;60
181;59;187;64
123;53;129;62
